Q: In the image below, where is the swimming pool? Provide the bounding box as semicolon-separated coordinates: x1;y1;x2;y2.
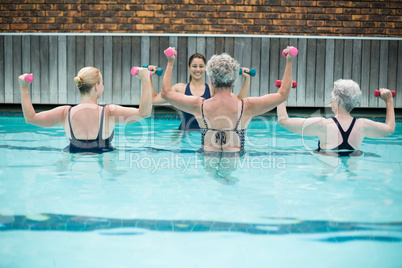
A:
0;115;401;267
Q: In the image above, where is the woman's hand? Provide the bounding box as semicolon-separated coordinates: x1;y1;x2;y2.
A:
240;67;251;79
379;88;393;102
18;73;32;90
164;47;177;62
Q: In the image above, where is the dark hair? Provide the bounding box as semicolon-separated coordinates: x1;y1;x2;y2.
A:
188;53;206;82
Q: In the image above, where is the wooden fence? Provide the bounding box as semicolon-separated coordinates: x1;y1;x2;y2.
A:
0;33;401;108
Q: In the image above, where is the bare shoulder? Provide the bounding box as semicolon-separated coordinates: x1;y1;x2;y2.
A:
173;83;187;93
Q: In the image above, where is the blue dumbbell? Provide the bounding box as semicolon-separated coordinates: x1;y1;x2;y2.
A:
143;64;163;76
239;68;256;77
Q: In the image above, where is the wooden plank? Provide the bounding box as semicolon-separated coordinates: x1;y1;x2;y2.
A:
378;40;389;108
140;36;150;67
58;36;67;104
0;36;4;103
305;38;316;107
75;36;85;104
121;36;131;105
315;38;326;107
343;39;353;79
250;37;260;97
4;36;13;103
187;37;196;81
196;36;206;56
131;36;141;105
177;36;188;84
369;40;380;108
333;39;344;82
85;36;94;67
224;37;234;57
360;40;371;107
324;39;335;109
351;39;362;88
103;36;113;105
158;37;169;91
94;36;104;104
12;36;22;103
215;37;224;55
169;36;178;86
269;38;280;95
288;38;298;106
387;40;397;99
234;37;245;95
112;36;122;104
40;36;49;104
206;37;215;63
296;38;307;106
396;41;402;108
67;36;76;105
49;35;58;104
259;38;270;96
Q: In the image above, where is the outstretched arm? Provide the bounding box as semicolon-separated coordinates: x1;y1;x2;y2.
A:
161;47;202;116
18;74;69;127
363;88;395;138
245;47;295;117
109;67;152;122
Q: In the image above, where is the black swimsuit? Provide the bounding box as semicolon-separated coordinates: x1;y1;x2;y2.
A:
178;83;211;131
198;99;246;157
65;106;115;154
316;117;363;157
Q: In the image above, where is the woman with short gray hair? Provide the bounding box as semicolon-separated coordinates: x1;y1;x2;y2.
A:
277;79;395;156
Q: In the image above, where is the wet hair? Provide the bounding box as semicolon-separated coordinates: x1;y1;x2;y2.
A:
188;53;206;82
206;53;239;90
331;79;362;113
73;67;101;95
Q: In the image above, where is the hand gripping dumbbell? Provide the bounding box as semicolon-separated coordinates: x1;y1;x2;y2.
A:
282;47;298;58
239;68;256;77
275;80;297;88
143;64;163;76
131;67;152;77
374;90;396;98
18;74;34;83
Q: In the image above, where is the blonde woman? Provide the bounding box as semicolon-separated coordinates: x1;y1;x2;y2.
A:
18;67;152;153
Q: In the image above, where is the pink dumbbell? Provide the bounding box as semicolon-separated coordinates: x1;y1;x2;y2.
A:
374;90;396;98
275;80;297;88
19;74;34;83
164;48;177;57
282;47;298;58
131;67;152;77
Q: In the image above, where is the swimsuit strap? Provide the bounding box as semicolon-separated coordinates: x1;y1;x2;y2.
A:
332;117;356;138
201;100;208;129
98;106;106;140
68;106;76;140
234;99;244;130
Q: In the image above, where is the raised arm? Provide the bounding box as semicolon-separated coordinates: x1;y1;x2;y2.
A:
363;88;395;138
109;67;152;122
235;68;251;99
244;47;296;117
161;47;202;116
18;74;69;127
147;65;167;104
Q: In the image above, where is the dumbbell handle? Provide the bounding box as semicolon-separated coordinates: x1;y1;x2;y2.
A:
374;90;396;98
143;64;163;76
239;68;256;77
282;47;298;58
275;80;297;88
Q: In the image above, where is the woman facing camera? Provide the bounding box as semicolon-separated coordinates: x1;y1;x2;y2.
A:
18;66;152;153
277;79;395;156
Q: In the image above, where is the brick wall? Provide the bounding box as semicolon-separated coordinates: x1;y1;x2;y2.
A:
0;0;401;37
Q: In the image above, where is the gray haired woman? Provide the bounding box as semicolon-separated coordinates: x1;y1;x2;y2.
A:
161;47;296;157
277;79;395;156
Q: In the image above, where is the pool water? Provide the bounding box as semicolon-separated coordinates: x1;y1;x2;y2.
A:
0;116;401;267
